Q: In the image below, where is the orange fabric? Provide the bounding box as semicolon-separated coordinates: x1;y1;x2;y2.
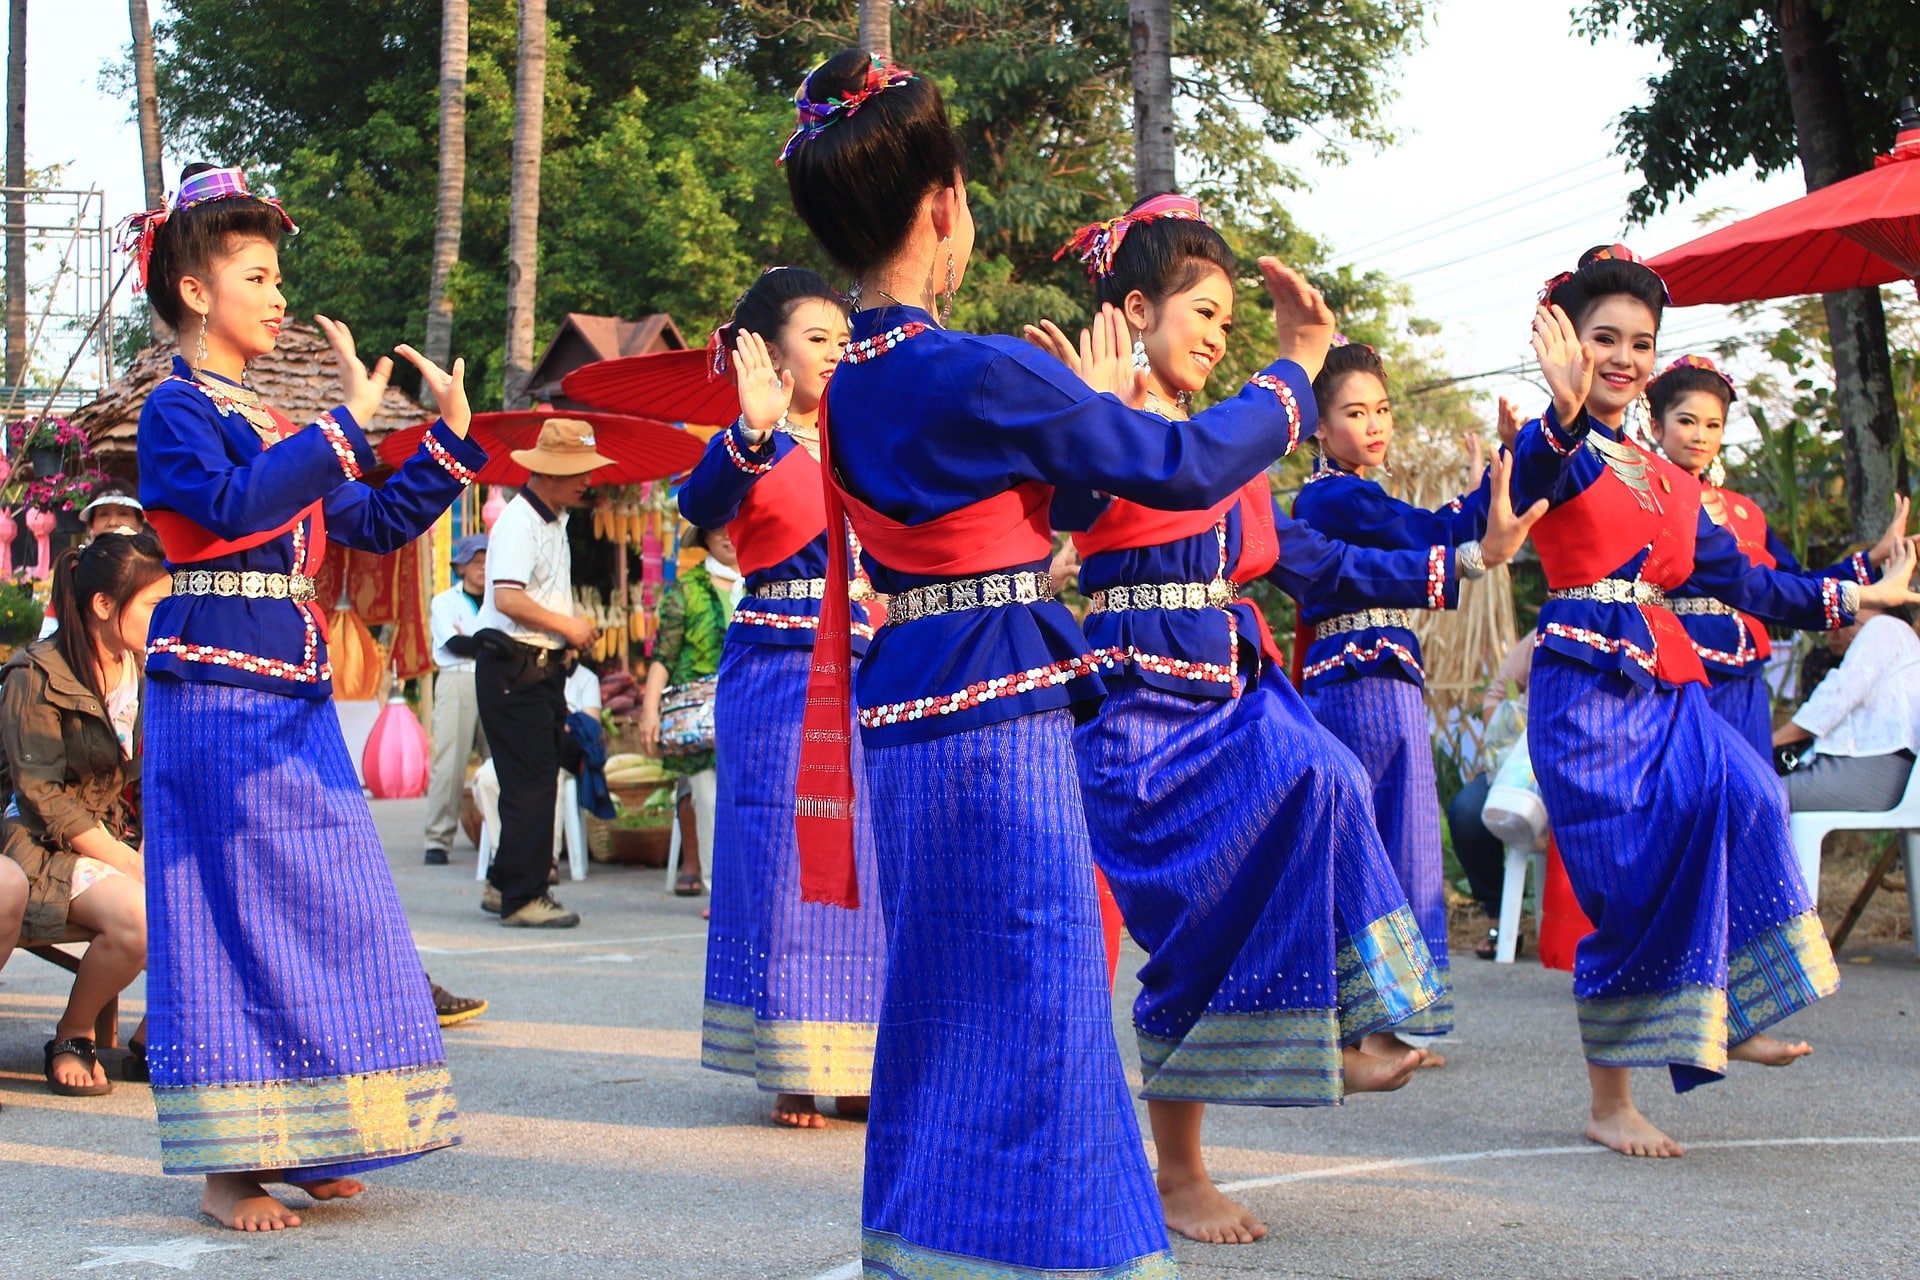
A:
730;447;828;577
1537;835;1595;973
1715;487;1777;661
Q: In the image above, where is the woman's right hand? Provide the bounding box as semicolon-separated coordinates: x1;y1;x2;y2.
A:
1260;256;1335;380
637;702;662;758
1857;536;1920;612
1531;303;1593;425
732;330;793;436
1478;448;1549;568
1023;319;1083;375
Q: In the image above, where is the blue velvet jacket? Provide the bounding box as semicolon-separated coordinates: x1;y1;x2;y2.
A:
825;304;1314;747
1289;467;1488;690
138;358;487;699
677;423;871;654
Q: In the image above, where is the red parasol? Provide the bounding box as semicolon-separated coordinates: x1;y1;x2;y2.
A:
1648;101;1920;305
560;347;741;427
378;410;706;487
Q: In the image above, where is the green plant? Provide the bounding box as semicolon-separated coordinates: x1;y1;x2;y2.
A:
0;580;45;643
613;784;675;830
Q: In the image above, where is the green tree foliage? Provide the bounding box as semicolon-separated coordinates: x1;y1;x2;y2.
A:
147;0;1438;412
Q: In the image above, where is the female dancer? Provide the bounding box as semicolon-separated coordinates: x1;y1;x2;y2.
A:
127;163;485;1228
677;267;884;1130
783;50;1330;1278
1515;245;1920;1157
1646;354;1904;760
1289;341;1497;1056
1;531;169;1095
1031;195;1546;1243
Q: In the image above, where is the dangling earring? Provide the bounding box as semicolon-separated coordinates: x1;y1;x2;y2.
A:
1131;332;1149;373
938;239;957;328
1312;439;1329;476
1706;456;1726;488
193;314;209;372
1635;394;1656;449
846;280;863;311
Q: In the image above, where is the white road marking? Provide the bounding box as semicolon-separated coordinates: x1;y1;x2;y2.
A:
76;1237;243;1271
415;931;706;956
790;1133;1920;1280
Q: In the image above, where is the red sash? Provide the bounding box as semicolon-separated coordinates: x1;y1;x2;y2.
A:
1715;486;1775;660
795;394;1055;907
1532;443;1705;685
730;447;829;577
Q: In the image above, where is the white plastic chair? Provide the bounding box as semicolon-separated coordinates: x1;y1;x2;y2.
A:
1496;844;1547;964
1787;761;1920;957
475;761;589;884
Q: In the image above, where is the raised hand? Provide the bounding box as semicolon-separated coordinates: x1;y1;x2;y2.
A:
1082;304;1151;408
1022;319;1083;375
1496;395;1524;450
1479;448;1549;568
1858;536;1920;611
394;345;472;439
1530;304;1593;426
316;314;394;429
1463;431;1485;481
1867;494;1912;567
1259;256;1336;380
732;330;793;436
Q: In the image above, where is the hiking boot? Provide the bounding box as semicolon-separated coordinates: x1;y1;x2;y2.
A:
480;883;502;915
431;984;489;1027
501;893;580;929
424;848;449;865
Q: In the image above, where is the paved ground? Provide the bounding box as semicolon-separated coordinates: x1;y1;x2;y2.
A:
2;795;1917;1279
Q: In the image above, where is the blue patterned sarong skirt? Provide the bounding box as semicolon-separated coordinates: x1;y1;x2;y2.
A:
1076;677;1445;1106
703;640;883;1095
1306;672;1454;1034
1530;652;1838;1092
860;710;1174;1279
143;676;461;1177
1706;670;1774;768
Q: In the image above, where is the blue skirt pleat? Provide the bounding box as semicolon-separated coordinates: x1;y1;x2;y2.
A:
1530;652;1838;1091
703;640;884;1095
1706;671;1774;768
1074;677;1445;1106
860;710;1174;1279
1306;673;1454;1033
143;676;461;1177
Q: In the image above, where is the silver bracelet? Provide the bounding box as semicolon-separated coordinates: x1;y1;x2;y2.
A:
1456;540;1487;580
1840;580;1862;615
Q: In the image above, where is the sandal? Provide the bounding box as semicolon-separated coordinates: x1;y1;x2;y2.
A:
1474;926;1526;961
44;1037;113;1097
674;873;705;897
122;1038;149;1083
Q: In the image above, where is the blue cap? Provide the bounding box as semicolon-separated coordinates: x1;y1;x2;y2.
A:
451;533;488;566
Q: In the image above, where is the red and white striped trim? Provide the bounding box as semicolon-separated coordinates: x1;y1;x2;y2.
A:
1820;577;1845;629
316;411;362;481
1121;647;1236;687
857;648;1120;728
842;322;930;365
1540;411;1580;458
1846;551;1872;584
1248;373;1304;454
1301;636;1425;683
149;637;329;683
729;608;874;641
1537;620;1657;675
423;431;476;485
1426;545;1448;609
722;423;776;474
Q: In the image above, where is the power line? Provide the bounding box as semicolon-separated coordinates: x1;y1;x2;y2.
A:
1327;156;1621;266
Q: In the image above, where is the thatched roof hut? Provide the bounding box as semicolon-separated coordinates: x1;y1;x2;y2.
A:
70;320;428;478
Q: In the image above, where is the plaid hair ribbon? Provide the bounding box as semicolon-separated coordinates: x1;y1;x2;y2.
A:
115;166;298;292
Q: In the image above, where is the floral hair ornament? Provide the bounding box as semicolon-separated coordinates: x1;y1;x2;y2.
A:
114;166;299;293
1652;353;1738;401
778;55;919;166
1056;193;1206;280
1538;242;1671;306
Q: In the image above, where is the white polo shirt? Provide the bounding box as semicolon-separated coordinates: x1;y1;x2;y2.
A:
429;585;485;671
477;487;574;649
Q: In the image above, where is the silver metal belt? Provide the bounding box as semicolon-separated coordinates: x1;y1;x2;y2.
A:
1317;607;1417;637
885;570;1055;625
171;568;317;605
1668;596;1739;617
752;577;827;601
1548;580;1668;609
1087;579;1238;614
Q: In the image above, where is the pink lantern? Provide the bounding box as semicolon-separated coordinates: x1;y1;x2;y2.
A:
0;505;14;577
0;455;11;486
362;685;431;799
25;507;55;580
481;485;508;531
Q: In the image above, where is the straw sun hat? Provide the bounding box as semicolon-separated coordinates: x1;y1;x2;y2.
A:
510;417;614;477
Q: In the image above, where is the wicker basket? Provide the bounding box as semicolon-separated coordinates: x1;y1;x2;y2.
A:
586;779;676;865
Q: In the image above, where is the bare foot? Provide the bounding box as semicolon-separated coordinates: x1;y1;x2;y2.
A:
1586;1102;1685;1158
1157;1167;1267;1244
1342;1044;1424;1094
833;1095;870;1120
48;1044;108;1091
202;1173;302;1231
1729;1033;1813;1066
772;1093;827;1129
282;1175;366;1201
1363;1031;1445;1069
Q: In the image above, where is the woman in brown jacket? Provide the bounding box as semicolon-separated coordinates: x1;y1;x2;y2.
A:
1;530;170;1094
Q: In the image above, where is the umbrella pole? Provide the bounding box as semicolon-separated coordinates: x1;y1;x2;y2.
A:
615;524;631;675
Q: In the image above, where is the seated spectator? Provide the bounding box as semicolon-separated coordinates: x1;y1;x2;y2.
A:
1446;636;1535;959
1776;602;1920;812
1;531;169;1094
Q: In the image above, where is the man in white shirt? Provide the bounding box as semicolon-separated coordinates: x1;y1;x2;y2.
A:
473;420;607;927
1777;602;1920;812
423;533;490;865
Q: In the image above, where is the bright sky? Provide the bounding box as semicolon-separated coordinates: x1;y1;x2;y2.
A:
39;0;1806;425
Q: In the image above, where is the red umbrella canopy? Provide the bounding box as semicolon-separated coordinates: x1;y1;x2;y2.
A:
378;410;706;487
560;347;741;428
1648;113;1920;305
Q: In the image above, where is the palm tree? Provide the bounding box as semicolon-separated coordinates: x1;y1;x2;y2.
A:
1129;0;1174;199
503;0;545;410
5;0;25;388
424;0;469;403
858;0;890;60
129;0;164;341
